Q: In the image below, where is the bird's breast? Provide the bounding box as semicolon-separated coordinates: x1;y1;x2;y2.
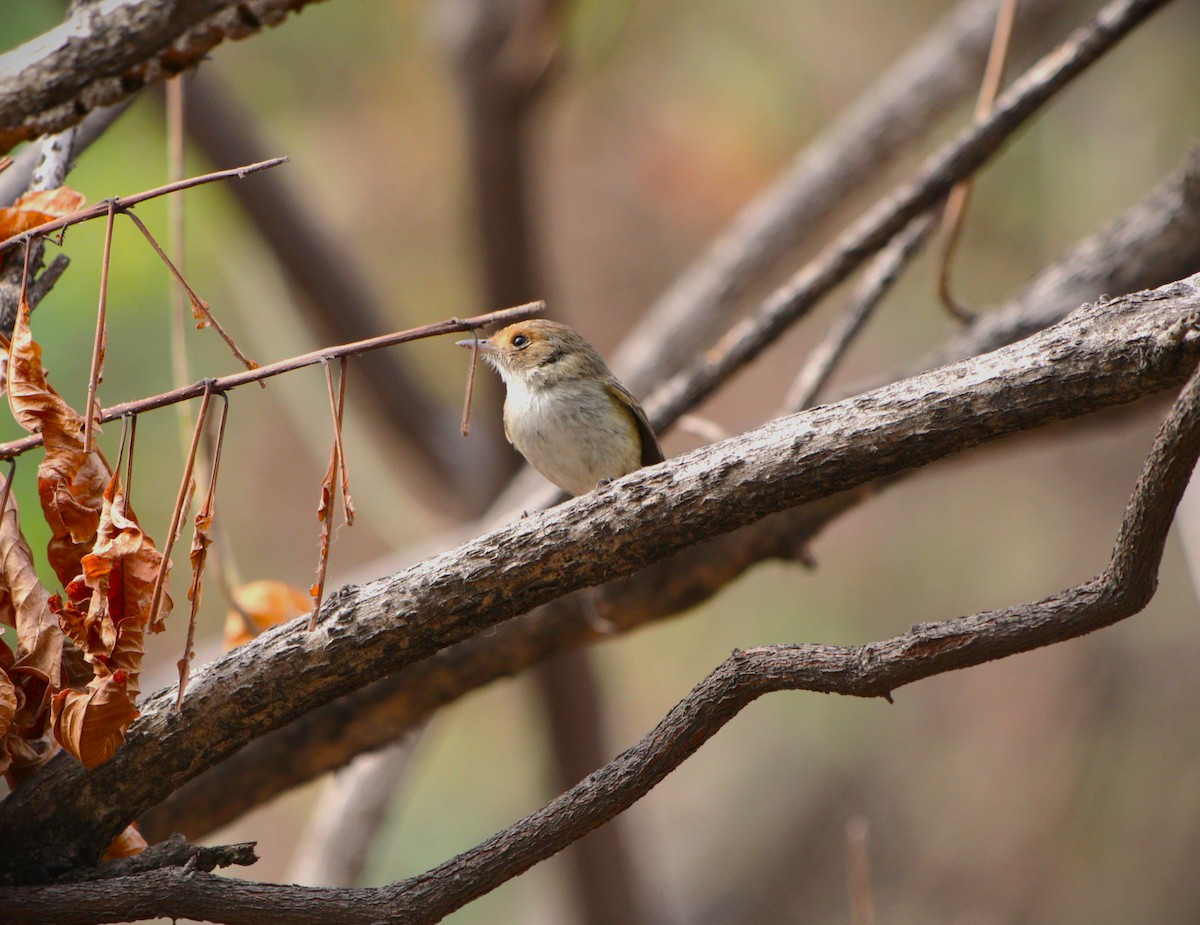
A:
502;378;643;496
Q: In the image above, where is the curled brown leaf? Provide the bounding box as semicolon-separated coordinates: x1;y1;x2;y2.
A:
0;186;86;240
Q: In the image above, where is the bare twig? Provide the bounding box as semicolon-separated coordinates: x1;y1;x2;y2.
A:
309;359;352;631
783;213;937;413
460;330;480;437
0;301;545;461
0;159;289;257
82;200;115;455
327;359;353;526
149;387;213;638
121;208;258;374
46;834;257;885
177;395;230;711
937;0;1021;321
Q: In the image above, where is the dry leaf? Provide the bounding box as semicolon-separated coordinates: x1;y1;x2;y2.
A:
0;663;17;779
51;471;165;767
223;580;310;650
6;297;110;586
7;301;169;767
0;491;63;784
0;186;86;239
102;824;148;861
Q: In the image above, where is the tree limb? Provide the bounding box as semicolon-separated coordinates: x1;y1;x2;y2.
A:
139;147;1200;842
613;0;1074;395
3;271;1200;882
0;0;333;154
8;292;1200;921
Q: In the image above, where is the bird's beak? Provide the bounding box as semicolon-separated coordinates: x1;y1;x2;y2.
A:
456;336;495;351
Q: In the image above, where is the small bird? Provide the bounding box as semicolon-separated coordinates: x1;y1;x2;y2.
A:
458;319;663;496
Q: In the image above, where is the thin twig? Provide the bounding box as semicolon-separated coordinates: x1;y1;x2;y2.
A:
783;213;937;414
0;158;288;256
121;208;258;374
308;428;339;631
309;357;351;630
937;0;1020;321
0;301;545;460
148;386;213;635
177;395;230;711
82;200;115;455
460;328;480;437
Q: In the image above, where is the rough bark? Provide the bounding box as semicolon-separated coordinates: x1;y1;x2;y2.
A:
2;273;1200;883
0;0;332;153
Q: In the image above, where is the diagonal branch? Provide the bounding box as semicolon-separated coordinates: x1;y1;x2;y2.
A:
641;0;1172;430
614;0;1074;395
2;272;1200;882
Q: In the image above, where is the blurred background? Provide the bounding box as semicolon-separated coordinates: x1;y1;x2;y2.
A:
4;0;1200;922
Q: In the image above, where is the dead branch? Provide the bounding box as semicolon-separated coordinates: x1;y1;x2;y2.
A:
2;273;1199;883
0;158;288;257
0;0;330;154
0;301;544;461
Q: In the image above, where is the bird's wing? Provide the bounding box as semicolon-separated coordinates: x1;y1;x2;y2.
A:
607;381;665;466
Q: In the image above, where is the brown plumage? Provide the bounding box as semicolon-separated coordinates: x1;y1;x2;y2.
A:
459;319;663;496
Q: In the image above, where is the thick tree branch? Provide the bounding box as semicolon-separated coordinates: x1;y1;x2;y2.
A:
8;305;1200;923
0;0;333;154
139;148;1200;841
3;272;1200;882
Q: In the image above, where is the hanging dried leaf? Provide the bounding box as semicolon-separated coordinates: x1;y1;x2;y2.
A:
0;186;86;240
0;488;63;785
7;303;170;769
51;470;165;767
223;580;310;649
308;443;339;631
6;297;110;586
51;671;140;768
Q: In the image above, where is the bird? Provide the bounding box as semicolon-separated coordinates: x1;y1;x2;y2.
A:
458;318;663;497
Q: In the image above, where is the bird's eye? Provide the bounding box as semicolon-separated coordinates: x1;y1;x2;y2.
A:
511;333;531;349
